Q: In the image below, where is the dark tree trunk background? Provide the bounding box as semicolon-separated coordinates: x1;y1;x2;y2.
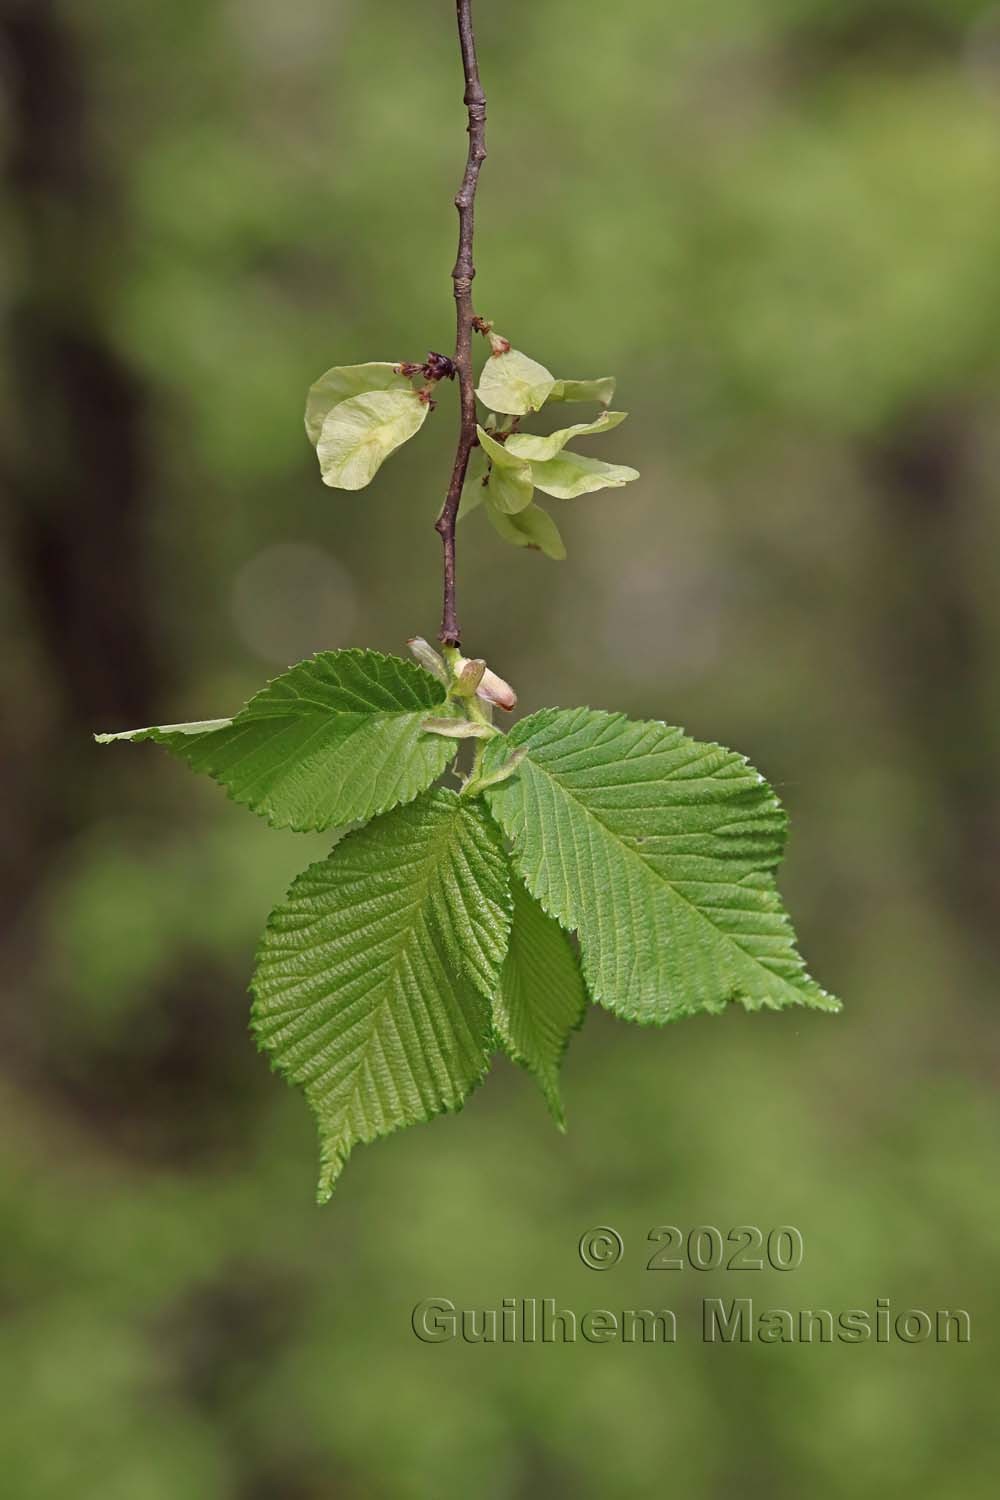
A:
2;0;166;893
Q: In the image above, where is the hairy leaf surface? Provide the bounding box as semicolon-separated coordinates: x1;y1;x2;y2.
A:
493;876;586;1126
486;499;566;559
252;790;512;1200
305;362;412;445
505;410;627;463
530;451;640;499
96;649;457;832
483;707;840;1024
317;388;429;490
476;349;555;415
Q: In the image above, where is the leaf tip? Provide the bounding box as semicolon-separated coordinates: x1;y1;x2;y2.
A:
316;1132;349;1204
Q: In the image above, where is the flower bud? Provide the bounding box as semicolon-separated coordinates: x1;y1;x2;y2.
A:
476;665;517;712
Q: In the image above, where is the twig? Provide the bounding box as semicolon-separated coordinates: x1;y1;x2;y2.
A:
433;0;487;647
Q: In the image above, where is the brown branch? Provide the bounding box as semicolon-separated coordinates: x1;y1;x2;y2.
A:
434;0;487;648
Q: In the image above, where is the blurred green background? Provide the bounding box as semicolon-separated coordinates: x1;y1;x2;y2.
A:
2;0;999;1495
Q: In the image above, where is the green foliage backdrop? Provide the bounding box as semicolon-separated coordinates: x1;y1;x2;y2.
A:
2;0;999;1495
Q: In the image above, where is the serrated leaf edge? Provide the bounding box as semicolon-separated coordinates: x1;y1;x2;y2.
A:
483;706;841;1024
249;790;514;1201
95;648;459;835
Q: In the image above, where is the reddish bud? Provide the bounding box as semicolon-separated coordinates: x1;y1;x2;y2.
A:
476;665;517;712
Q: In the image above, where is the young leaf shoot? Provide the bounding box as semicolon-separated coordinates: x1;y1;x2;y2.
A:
97;0;839;1201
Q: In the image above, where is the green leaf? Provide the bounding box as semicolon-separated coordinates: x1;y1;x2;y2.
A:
457;444;489;520
493;876;586;1128
482;707;840;1025
96;649;457;833
476;427;534;514
545;377;616;408
476;349;555;415
317;388;429;490
251;789;512;1200
505;410;627;463
529;450;640;499
305;361;413;445
485;499;566;560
